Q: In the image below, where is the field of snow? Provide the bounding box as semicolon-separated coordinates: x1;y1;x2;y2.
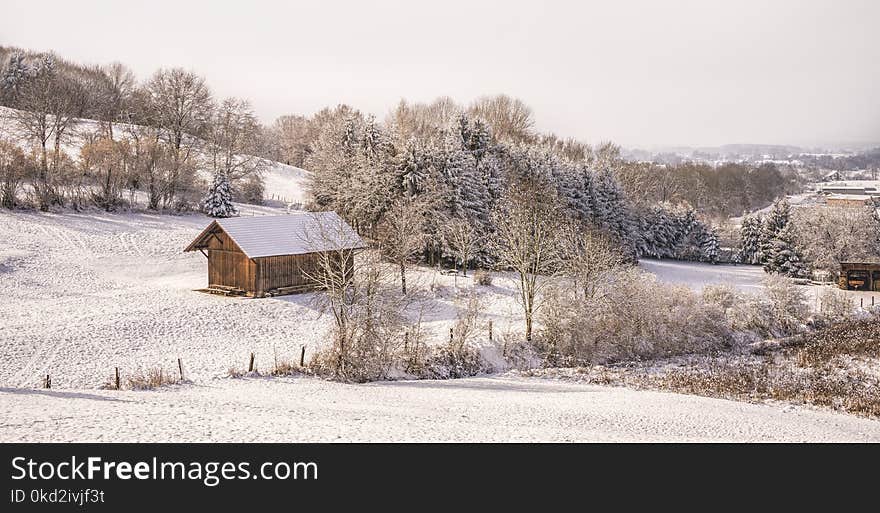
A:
0;209;524;390
2;375;879;442
640;259;766;293
641;258;879;309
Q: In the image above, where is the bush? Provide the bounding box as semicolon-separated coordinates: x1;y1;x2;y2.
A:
473;269;493;286
819;287;854;323
423;342;487;379
539;269;733;366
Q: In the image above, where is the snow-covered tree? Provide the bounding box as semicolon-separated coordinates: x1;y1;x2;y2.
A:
202;173;237;218
701;228;720;264
763;223;808;278
0;52;31;104
739;214;762;264
759;198;790;260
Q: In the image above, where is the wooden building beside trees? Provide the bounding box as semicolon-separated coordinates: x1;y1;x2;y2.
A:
184;212;365;297
838;261;880;291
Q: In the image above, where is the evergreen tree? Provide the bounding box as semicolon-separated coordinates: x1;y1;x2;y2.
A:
701;228;720;264
739;214;762;264
760;198;790;261
763;223;809;278
0;52;31;104
202;173;238;218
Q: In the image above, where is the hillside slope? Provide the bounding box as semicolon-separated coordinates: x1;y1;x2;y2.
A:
0;106;309;205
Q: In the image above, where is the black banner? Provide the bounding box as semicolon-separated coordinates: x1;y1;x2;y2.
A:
0;443;875;509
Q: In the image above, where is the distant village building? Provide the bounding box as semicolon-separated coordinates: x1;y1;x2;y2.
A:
824;194;877;208
838;262;880;291
821;170;842;182
184;212;365;297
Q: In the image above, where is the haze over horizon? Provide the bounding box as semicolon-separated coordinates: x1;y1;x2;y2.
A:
2;0;878;150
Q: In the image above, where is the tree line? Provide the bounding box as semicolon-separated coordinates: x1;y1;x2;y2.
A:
0;46;267;212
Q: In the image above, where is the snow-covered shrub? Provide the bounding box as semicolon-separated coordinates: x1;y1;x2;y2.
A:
818;287;854;323
539;269;733;366
423;343;487;379
762;274;810;334
308;252;408;382
701;284;739;312
473;269;493;286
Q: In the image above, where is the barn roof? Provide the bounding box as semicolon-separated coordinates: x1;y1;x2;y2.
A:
184;212;366;258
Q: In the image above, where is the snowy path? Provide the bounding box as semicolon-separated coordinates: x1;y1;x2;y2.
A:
1;376;878;442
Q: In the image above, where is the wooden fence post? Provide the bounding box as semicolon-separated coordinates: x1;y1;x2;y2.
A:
861;298;864;308
300;346;305;367
248;353;255;372
178;358;184;381
115;367;120;390
449;327;454;344
44;374;51;389
404;331;409;352
488;320;493;342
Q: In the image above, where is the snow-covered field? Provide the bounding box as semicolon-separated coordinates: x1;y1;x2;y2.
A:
640;259;766;293
2;375;879;442
0;209;524;390
2;209;879;441
641;258;878;309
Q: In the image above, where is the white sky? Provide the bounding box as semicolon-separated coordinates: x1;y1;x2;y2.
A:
2;0;879;148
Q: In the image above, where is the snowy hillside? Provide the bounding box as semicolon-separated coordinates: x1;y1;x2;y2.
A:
0;209;523;389
0;105;310;206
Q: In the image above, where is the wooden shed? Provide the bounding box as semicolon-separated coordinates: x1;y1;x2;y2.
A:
184;212;365;297
838;261;880;291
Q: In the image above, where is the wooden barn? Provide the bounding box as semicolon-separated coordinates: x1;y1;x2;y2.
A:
838;261;880;291
184;212;365;297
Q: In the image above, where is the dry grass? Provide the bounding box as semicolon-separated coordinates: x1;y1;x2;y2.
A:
526;319;880;418
126;367;178;390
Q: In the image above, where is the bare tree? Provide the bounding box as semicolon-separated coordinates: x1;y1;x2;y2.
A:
10;55;82;210
207;98;266;182
491;179;563;342
557;221;626;300
469;95;534;144
378;197;427;294
444;217;481;276
145;68;213;208
273;114;314;167
792;205;880;276
0;140;28;208
100;62;136;139
299;214;407;381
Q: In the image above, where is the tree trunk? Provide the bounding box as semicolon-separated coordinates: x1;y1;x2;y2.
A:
400;262;407;295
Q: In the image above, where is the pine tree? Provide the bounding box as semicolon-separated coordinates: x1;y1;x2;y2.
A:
763;223;809;278
202;173;238;218
0;52;31;104
701;228;720;264
739;214;762;264
760;198;790;261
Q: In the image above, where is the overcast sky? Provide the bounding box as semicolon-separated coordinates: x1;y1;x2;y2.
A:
2;0;878;149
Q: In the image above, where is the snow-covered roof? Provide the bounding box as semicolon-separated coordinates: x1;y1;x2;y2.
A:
184;212;366;258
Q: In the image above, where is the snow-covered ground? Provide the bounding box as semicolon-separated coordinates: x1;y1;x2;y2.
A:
640;259;766;293
641;258;879;309
2;375;879;442
0;209;524;389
